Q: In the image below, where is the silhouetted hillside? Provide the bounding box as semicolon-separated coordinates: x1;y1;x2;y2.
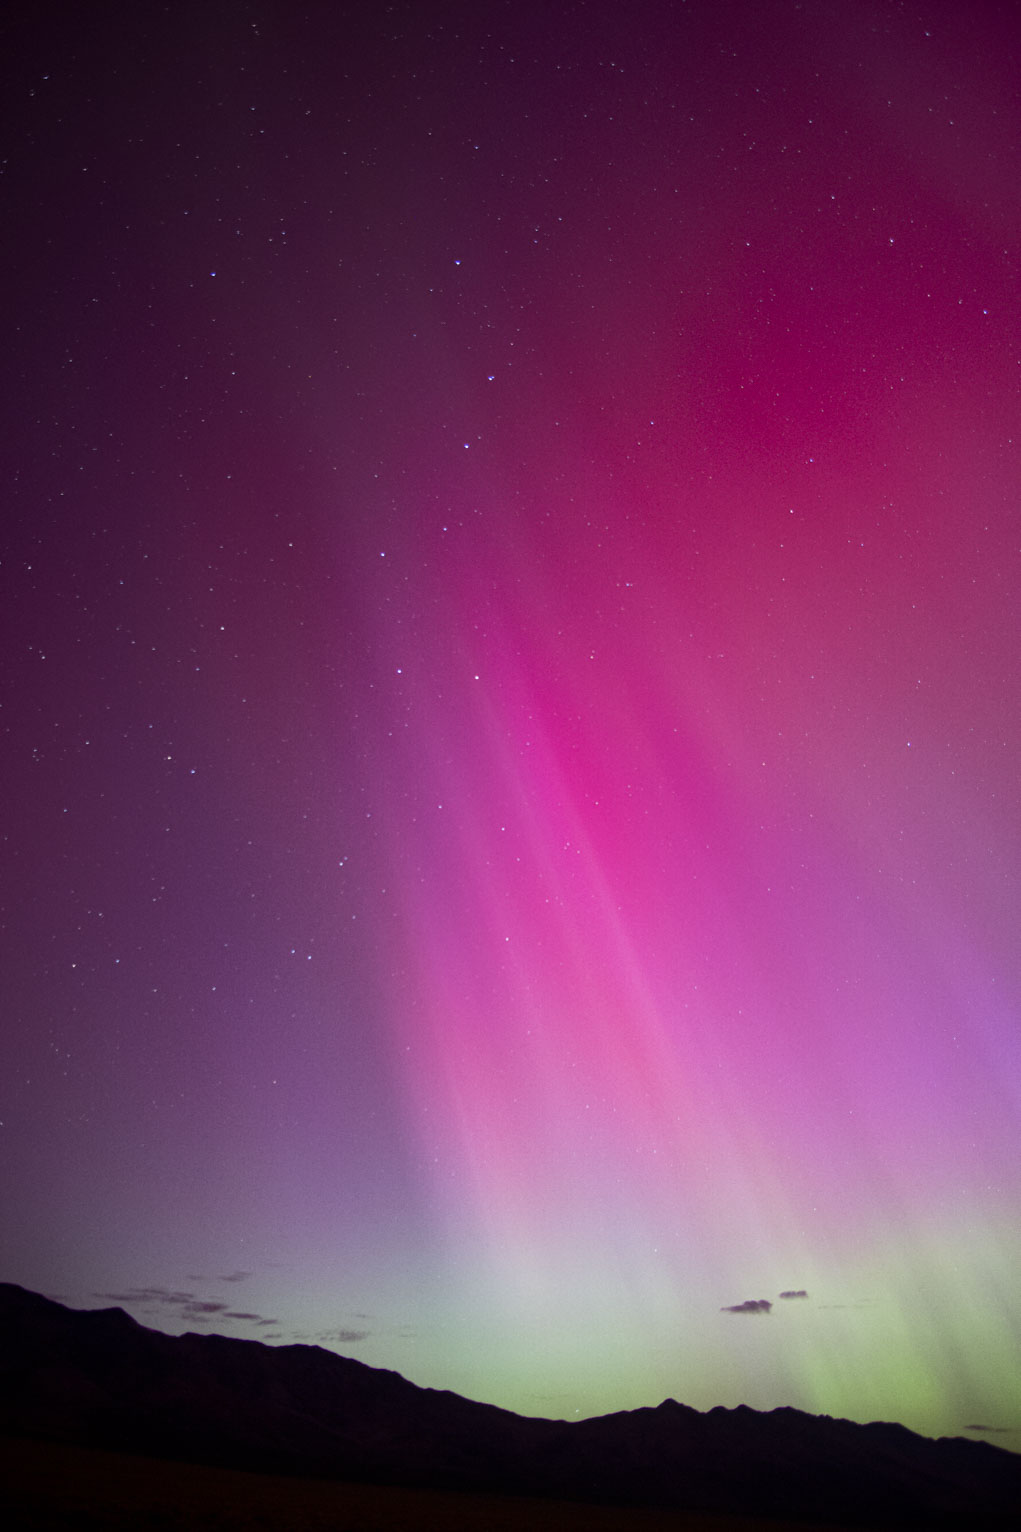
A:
1;1284;1017;1528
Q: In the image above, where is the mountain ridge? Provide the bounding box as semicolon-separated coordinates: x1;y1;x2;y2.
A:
1;1282;1017;1528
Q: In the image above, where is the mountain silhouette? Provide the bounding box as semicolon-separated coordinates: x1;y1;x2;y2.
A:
1;1283;1017;1528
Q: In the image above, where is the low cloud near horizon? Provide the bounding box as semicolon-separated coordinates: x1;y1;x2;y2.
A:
94;1287;279;1329
721;1289;811;1314
93;1286;376;1346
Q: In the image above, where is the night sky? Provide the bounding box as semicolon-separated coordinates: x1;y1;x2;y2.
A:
3;0;1019;1447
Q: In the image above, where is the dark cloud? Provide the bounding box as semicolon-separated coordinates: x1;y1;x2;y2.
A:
779;1290;809;1299
218;1271;252;1284
965;1423;1013;1434
721;1299;772;1314
96;1287;199;1308
94;1288;250;1324
92;1288;354;1343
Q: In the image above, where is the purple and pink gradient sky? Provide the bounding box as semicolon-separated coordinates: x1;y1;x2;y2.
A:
2;0;1019;1444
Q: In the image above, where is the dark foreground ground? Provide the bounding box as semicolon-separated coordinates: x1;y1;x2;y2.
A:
1;1434;864;1532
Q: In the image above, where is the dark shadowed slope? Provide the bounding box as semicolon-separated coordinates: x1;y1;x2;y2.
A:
1;1284;1017;1528
1;1434;867;1532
